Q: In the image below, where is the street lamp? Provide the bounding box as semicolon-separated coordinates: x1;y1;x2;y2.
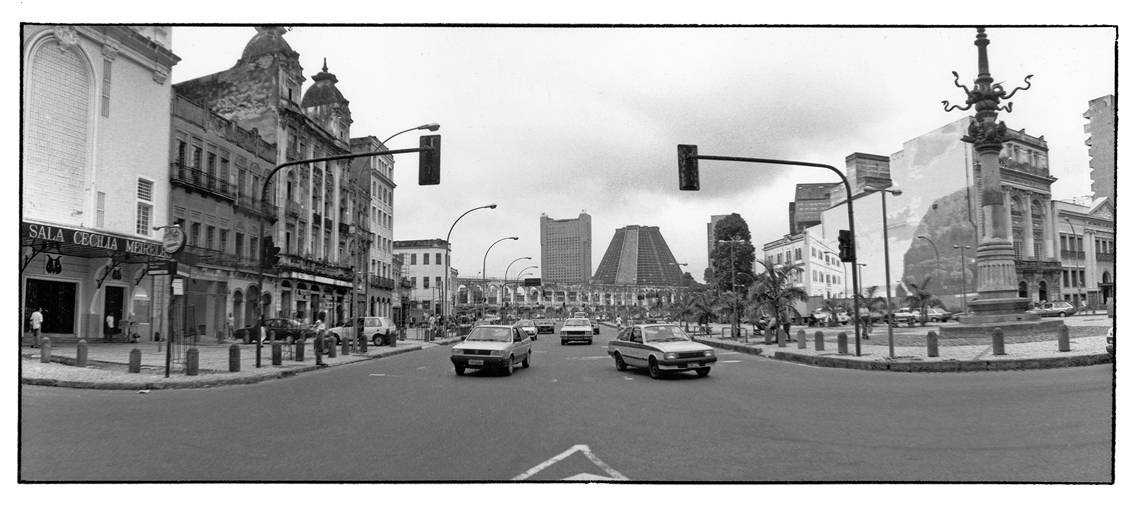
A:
718;236;746;338
869;186;903;358
952;245;972;314
1063;217;1085;312
678;146;864;356
915;234;941;273
382;123;440;145
443;204;497;323
481;236;518;318
503;256;533;319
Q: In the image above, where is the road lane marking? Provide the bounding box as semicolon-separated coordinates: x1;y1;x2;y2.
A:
720;360;742;364
416;366;426;371
567;356;610;360
369;373;386;376
512;444;628;481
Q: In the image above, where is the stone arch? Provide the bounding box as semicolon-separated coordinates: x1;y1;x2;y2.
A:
1018;280;1028;299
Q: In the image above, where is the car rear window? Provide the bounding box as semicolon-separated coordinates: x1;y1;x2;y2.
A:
566;318;590;326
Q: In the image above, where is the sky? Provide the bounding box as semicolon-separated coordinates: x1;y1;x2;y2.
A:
163;24;1115;283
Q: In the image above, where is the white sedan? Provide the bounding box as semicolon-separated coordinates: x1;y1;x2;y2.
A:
559;317;594;345
608;324;717;379
450;325;533;376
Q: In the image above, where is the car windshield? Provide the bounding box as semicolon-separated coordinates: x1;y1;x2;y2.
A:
517;320;534;326
642;326;691;343
565;318;590;326
465;327;513;342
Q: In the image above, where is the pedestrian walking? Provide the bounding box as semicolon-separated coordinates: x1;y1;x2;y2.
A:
226;313;235;341
104;312;116;343
29;308;43;347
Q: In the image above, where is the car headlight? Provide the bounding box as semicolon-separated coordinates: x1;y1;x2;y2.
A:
490;349;508;357
703;350;714;357
451;348;464;355
664;353;677;360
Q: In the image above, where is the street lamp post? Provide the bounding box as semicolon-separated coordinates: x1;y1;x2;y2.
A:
718;237;745;338
915;234;941;273
871;186;903;359
382;123;440;145
1064;218;1085;313
443;204;497;324
502;256;532;320
481;236;518;319
953;245;972;314
678;147;864;356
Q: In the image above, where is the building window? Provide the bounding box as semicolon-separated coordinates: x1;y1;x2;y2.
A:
136;179;154;236
436;276;442;289
235;232;245;258
220;229;229;254
96;191;106;227
206;226;215;250
1063;270;1069;288
410;253;417;265
436;253;442;265
101;59;111;117
423;277;430;289
190;222;201;247
423;253;430;265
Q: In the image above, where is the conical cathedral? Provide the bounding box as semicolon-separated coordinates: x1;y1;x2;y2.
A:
592;225;684;286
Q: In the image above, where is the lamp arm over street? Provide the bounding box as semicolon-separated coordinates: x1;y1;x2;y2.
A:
443;204;497;322
382;123;440;145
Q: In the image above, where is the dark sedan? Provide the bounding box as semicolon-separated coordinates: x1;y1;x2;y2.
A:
236;318;316;344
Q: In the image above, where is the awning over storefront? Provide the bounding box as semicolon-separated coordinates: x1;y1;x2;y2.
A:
21;220;172;267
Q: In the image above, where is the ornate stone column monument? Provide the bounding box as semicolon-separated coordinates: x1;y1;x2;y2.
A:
940;28;1061;339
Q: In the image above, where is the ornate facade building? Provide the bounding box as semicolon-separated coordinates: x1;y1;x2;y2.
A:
350;136;397;319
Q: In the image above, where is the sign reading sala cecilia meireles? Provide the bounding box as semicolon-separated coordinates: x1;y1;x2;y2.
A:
22;222;172;259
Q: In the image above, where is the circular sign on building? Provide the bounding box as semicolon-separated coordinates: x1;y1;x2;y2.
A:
162;226;186;255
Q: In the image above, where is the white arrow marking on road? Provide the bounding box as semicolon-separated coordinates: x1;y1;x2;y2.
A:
512;444;628;481
564;473;619;481
416;366;426;371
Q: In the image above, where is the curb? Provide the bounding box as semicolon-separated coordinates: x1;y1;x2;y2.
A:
694;337;1113;372
21;340;453;390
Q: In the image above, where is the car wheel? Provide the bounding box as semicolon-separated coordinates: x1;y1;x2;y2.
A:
613;353;627;371
587;339;593;345
454;364;465;375
504;356;515;376
648;357;662;379
561;340;567;345
522;352;530;368
696;367;711;377
373;335;383;346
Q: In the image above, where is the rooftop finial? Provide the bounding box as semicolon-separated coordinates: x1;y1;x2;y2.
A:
322;57;328;73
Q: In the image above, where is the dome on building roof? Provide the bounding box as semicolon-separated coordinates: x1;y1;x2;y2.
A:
241;26;297;61
300;58;348;107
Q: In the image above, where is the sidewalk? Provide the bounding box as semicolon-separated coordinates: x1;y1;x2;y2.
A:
20;331;463;390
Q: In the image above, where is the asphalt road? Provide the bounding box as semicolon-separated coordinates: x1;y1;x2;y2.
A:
20;324;1113;482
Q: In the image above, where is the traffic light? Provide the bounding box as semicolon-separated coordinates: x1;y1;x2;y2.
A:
677;144;700;191
262;236;281;268
838;229;855;262
419;134;441;185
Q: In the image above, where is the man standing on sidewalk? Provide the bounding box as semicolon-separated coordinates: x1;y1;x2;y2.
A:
104;312;116;343
29;308;43;348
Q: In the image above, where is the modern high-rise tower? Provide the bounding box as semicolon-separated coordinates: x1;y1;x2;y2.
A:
539;212;592;284
593;225;684;286
1084;95;1115;202
707;214;729;270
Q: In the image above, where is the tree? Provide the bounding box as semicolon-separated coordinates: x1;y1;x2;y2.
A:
682;289;720;331
904;276;943;326
709;213;756;293
747;259;808;335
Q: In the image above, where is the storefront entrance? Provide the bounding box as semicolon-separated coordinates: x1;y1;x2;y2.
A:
25;278;77;334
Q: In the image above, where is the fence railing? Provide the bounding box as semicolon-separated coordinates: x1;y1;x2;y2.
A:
170;162;235;200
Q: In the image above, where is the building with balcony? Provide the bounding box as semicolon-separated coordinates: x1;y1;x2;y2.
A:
350;135;397;320
174;26;366;326
394;239;456;322
761;229;846;318
1055;197;1114;308
21;25;179;342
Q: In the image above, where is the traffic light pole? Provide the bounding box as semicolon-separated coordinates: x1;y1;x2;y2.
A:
256;146;434;365
678;149;863;356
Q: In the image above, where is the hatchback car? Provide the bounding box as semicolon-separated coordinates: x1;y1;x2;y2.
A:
1028;301;1077;318
535;319;556;334
608;324;717;379
327;316;398;346
560;317;594;345
237;318;315;344
514;319;539;340
450;325;533;376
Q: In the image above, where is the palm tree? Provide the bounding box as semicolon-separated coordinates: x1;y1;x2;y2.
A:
687;289;720;332
747;259;807;336
905;276;943;326
821;298;845;327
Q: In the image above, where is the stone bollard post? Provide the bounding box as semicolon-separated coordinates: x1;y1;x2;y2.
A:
837;332;849;355
295;339;305;362
229;344;241;372
185;347;199;376
39;338;52;363
76;339;88;367
272;342;282;365
797;330;807;349
777;328;787;348
341;335;350;356
128;348;142;373
814;331;825;351
763;328;774;345
314;338;324;366
360;334;368;353
992;327;1006;356
926;331;939;358
1058;325;1071;352
327;335;337;358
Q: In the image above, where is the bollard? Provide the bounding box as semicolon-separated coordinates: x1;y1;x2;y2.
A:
837;332;849;355
1058;325;1071;352
295;339;305;362
992;327;1006;356
272;342;282;365
128;348;142;373
796;330;806;349
76;339;88;367
360;334;368;353
185;347;199;376
926;331;939;358
229;344;241;372
777;328;787;348
314;338;324;366
327;335;337;358
341;334;350;356
763;328;774;345
40;338;52;363
814;330;825;351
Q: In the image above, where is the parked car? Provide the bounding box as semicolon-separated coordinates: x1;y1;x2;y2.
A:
514;319;539;340
891;307;917;326
1106;325;1114;354
560;317;594;345
535;319;556;334
608;324;717;379
809;308;832;326
924;307;952;323
857;308;886;324
835;312;851;325
450;325;533;376
1027;301;1077;318
326;316;398;346
236;318;315;344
